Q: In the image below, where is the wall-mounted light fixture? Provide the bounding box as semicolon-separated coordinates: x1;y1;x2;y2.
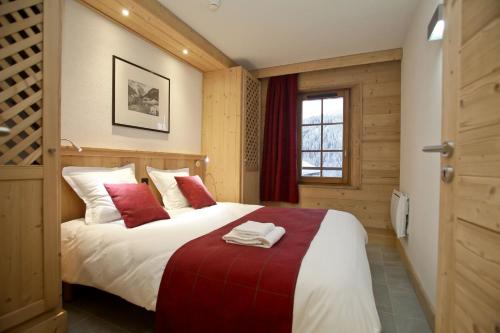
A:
208;0;221;11
48;138;82;154
427;4;444;41
61;138;82;152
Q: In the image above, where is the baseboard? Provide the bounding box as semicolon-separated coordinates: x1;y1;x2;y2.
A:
366;227;397;247
396;241;435;332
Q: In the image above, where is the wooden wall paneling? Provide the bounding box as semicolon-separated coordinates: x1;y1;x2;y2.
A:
60;147;206;222
349;84;362;188
252;48;402;78
260;61;401;230
362;142;400;185
297;61;401;91
202;67;243;202
78;0;234;72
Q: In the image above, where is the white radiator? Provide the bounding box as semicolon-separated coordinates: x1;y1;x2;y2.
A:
391;190;409;238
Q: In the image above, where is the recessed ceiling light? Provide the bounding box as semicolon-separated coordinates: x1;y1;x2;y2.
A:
208;0;221;11
182;49;189;55
121;8;129;17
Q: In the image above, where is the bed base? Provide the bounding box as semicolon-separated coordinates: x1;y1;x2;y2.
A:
62;282;75;302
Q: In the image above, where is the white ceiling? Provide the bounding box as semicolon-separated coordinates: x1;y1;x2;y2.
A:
158;0;420;70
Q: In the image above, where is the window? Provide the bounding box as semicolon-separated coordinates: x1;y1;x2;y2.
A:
299;89;350;184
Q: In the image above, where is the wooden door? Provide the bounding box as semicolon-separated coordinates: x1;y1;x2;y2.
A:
0;0;63;331
241;69;260;204
436;0;500;331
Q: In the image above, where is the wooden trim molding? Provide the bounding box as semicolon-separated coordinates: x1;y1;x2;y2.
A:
78;0;235;72
252;48;403;78
60;146;204;160
298;89;351;185
396;241;436;331
0;166;43;180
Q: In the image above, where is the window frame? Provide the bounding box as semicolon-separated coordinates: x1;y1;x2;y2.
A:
298;89;351;185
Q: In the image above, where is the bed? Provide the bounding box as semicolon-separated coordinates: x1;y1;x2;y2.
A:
61;202;381;333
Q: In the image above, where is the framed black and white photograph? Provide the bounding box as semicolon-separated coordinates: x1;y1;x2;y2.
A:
112;55;170;133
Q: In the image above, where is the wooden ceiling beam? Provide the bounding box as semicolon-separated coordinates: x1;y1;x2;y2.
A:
79;0;235;72
251;48;403;78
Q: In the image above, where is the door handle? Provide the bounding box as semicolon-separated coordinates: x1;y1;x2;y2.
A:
0;126;10;137
422;141;454;157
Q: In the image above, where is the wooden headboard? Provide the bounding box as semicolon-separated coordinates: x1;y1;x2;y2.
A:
60;147;206;222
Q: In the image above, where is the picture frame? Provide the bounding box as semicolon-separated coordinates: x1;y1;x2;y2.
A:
112;55;170;133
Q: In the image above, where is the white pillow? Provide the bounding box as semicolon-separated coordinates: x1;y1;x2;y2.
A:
146;166;190;209
62;164;137;224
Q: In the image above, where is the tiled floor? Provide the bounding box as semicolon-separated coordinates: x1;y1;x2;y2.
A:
65;289;154;333
367;244;431;333
65;244;431;332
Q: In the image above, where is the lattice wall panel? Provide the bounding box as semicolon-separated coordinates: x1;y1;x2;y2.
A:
244;73;260;171
0;0;44;166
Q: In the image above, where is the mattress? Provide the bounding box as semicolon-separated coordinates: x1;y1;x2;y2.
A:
61;202;381;333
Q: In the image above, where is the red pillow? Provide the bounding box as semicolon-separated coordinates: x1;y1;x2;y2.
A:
104;183;169;228
174;176;216;209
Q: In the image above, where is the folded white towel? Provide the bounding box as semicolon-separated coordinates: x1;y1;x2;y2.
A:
232;221;276;237
222;226;286;248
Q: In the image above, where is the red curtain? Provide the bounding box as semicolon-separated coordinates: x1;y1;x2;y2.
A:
260;74;299;203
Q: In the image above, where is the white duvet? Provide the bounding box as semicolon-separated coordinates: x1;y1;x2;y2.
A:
61;203;381;333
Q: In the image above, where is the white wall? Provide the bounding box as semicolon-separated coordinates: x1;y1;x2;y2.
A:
61;0;202;154
400;0;442;309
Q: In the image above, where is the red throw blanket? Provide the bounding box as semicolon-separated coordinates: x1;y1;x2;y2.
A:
155;207;327;333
